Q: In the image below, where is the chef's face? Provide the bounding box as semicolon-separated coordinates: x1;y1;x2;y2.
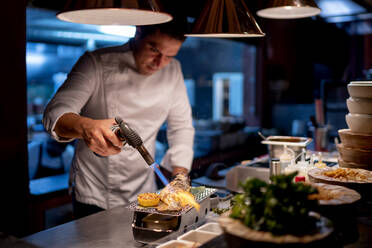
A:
133;29;183;75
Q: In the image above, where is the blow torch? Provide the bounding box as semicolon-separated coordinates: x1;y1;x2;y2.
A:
114;117;169;186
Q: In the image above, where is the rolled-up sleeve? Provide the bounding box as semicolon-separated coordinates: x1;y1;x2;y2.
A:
161;61;195;172
43;52;98;142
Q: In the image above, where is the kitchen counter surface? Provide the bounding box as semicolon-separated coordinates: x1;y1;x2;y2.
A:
21;200;372;248
23;206;143;248
22;161;372;248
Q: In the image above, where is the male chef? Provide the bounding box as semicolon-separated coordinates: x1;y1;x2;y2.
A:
43;21;194;218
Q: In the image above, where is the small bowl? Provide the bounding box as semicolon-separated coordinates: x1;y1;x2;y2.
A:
347;97;372;114
338;157;372;171
177;230;218;245
347;82;372;99
196;222;223;235
345;113;372;134
337;143;372;165
338;129;372;149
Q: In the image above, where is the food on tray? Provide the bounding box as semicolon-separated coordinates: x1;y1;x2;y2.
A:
158;174;199;212
168;173;191;191
136;174;200;212
323;168;367;181
137;193;160;207
158;190;200;212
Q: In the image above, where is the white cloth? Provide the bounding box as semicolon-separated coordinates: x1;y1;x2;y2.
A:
43;43;194;209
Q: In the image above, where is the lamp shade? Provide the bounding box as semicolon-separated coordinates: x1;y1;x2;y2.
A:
57;0;172;25
257;0;321;19
186;0;265;38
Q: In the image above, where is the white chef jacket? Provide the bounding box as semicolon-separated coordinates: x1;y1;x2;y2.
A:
43;42;195;209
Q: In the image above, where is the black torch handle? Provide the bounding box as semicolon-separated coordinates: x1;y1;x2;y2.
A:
115;117;155;165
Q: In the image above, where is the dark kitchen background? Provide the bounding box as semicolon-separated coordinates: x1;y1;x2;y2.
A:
1;0;371;238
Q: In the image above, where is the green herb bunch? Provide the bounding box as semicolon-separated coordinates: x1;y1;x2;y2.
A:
230;172;319;236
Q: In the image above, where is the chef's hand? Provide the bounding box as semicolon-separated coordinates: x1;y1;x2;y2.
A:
171;167;190;184
54;113;124;156
80;118;124;156
172;166;188;178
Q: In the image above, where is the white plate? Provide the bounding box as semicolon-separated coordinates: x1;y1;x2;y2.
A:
349;81;372;85
196;222;223;235
156;240;195;248
177;230;218;244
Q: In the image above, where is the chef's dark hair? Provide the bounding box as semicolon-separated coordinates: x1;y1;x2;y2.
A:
137;19;186;42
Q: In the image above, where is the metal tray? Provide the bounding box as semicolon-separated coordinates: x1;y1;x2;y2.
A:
126;187;217;216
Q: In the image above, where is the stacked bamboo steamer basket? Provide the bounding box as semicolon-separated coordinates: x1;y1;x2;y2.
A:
338;81;372;170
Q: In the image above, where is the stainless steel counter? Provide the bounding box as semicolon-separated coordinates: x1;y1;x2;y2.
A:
23;206;143;248
22;202;214;248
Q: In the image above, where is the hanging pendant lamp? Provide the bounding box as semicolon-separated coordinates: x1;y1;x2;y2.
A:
186;0;265;38
57;0;172;26
257;0;321;19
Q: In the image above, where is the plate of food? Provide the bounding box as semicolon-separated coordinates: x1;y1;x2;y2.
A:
308;167;372;199
219;172;333;247
308;183;361;206
308;167;372;184
308;183;360;245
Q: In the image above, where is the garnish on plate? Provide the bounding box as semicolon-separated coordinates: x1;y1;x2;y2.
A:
229;172;319;236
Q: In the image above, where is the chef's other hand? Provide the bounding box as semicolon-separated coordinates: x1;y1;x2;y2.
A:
169;173;191;191
172;166;188;178
170;167;190;189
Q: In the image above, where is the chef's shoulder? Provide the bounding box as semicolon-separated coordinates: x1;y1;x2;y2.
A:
92;43;130;57
81;43;132;66
164;57;183;78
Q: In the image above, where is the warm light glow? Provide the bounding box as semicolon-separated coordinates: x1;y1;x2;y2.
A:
187;0;264;38
57;9;172;26
257;0;321;19
257;6;321;19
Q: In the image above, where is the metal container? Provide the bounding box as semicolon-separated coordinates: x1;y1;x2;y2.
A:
128;188;217;244
261;136;312;162
270;158;281;177
225;166;270;193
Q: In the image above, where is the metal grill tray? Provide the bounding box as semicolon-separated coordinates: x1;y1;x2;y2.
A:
126;187;217;216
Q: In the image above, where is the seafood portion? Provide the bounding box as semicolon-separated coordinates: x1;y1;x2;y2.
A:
158;174;200;212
